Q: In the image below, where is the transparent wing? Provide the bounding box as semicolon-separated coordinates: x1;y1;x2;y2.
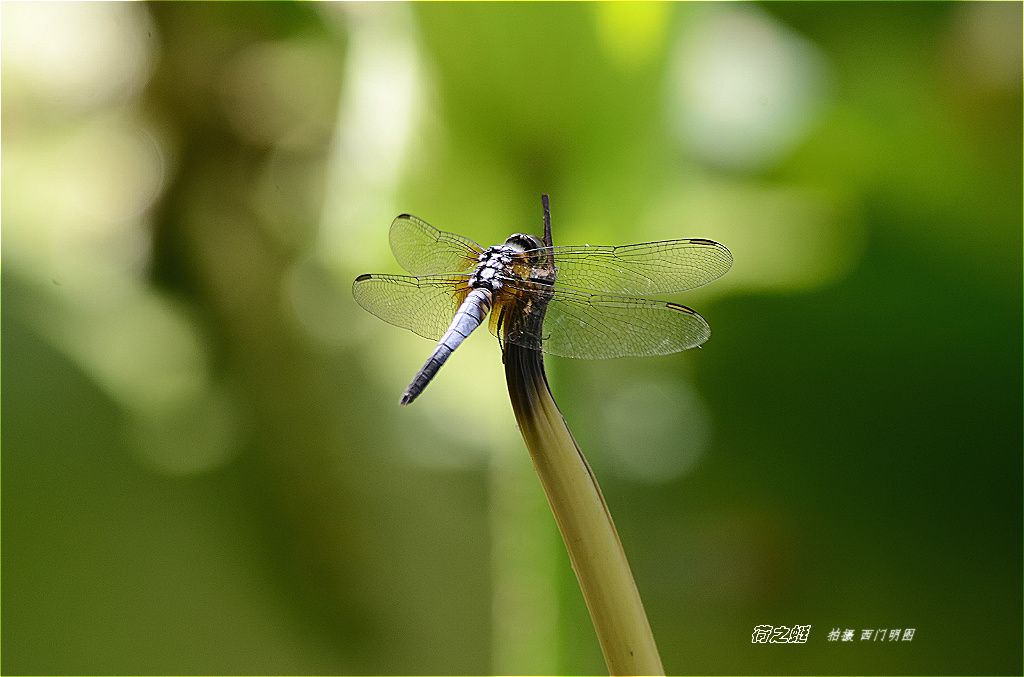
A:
533;239;732;296
494;285;711;359
389;214;483;275
352;273;470;341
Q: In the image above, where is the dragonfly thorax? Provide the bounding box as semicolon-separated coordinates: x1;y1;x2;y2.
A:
468;233;544;291
468;245;516;291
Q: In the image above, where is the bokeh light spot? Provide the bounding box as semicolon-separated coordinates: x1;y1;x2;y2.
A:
668;5;829;171
600;378;711;483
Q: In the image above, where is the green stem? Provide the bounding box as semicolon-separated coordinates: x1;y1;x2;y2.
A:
504;344;664;676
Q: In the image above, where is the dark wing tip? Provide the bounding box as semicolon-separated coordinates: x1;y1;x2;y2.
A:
396;213;413;220
666;302;698;314
689;238;734;274
354;273;373;282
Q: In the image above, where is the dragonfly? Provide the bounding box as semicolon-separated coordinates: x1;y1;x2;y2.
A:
353;211;732;405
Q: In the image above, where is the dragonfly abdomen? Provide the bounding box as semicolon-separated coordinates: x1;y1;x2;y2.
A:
400;287;494;405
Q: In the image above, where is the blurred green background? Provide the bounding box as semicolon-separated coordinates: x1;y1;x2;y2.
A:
3;2;1020;674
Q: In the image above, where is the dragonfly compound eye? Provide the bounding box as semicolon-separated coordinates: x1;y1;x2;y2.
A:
504;233;543;253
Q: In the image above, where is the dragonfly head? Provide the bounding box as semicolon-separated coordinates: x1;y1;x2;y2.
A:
503;232;552;282
504;233;546;266
504;233;544;252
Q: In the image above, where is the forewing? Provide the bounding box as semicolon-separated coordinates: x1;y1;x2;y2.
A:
539;239;732;295
494;285;710;359
389;214;482;275
352;273;470;341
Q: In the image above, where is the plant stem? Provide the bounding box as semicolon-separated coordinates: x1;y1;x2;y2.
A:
501;195;664;676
